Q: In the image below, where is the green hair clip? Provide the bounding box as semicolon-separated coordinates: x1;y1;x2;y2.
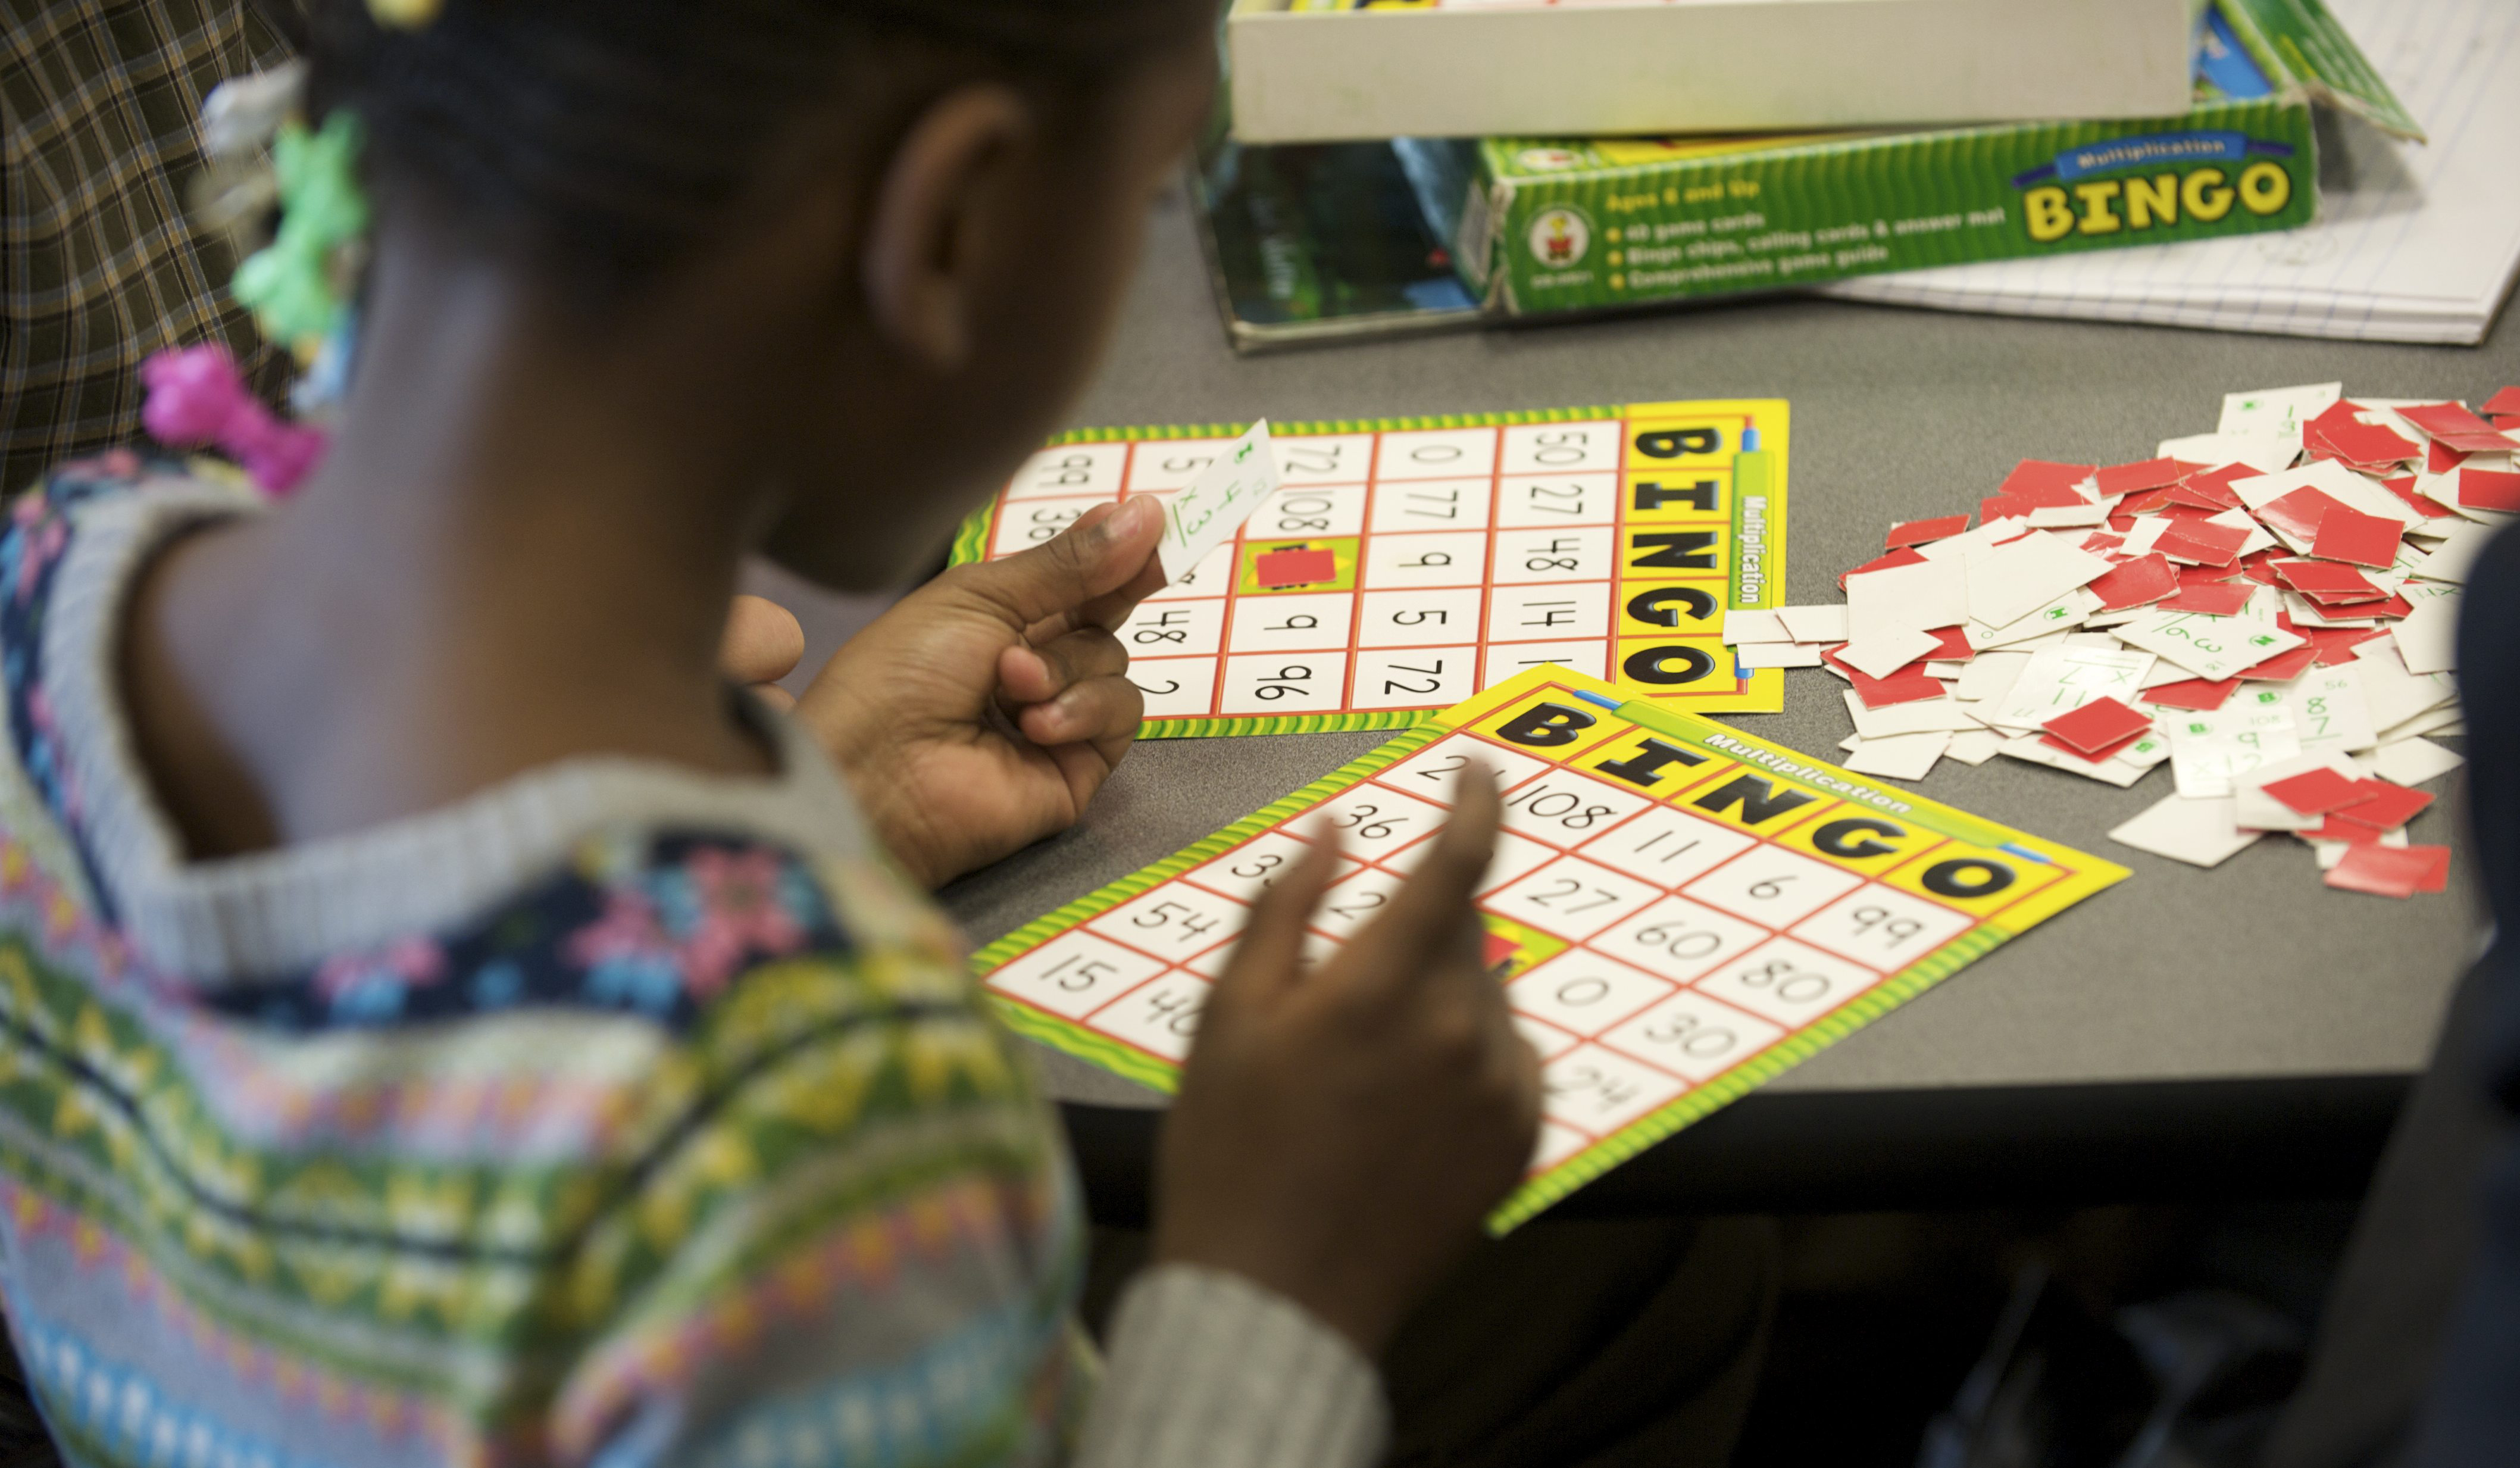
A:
229;111;371;362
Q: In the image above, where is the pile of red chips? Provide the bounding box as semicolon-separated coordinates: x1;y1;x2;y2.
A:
1761;385;2520;897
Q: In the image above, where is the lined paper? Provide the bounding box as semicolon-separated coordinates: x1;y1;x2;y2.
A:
1822;0;2520;344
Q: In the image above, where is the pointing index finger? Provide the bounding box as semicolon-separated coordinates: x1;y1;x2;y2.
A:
1340;765;1500;988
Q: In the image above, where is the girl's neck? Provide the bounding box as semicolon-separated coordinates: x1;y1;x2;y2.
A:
121;239;787;858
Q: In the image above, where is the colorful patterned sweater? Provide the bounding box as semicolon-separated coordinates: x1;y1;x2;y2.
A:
0;457;1384;1467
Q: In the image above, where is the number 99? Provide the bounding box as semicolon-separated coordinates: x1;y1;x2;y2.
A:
1849;905;1925;947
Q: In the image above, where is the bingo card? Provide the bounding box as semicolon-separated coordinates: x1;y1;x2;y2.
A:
949;401;1791;736
974;666;2125;1229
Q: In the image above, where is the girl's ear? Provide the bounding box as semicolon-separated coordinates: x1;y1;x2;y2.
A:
859;83;1035;371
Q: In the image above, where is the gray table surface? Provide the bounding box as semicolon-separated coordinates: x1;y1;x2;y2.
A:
941;183;2509;1121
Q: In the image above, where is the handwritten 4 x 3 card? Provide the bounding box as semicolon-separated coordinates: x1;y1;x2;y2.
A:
973;667;2125;1231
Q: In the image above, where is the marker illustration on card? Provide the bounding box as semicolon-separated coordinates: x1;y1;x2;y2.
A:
1156;418;1278;584
970;666;2126;1232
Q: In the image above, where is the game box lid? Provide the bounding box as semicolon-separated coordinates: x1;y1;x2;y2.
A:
1227;0;2194;146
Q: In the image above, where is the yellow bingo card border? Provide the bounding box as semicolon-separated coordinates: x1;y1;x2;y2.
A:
948;400;1790;737
973;667;2127;1230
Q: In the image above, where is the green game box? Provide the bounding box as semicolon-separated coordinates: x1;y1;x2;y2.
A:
1420;0;2418;320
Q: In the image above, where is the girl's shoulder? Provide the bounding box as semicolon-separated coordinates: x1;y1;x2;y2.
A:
207;822;971;1038
4;449;252;619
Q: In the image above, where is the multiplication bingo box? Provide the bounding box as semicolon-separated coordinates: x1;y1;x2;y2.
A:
950;401;1791;735
973;667;2125;1228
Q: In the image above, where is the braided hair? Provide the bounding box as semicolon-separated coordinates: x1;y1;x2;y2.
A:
304;0;1211;296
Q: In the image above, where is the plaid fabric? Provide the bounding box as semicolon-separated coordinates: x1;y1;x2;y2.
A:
1;1;296;500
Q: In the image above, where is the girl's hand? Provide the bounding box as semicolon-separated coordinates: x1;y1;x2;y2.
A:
720;595;809;713
1152;774;1543;1355
786;497;1166;888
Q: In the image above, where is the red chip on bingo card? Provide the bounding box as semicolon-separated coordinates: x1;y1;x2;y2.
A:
2041;697;2152;756
1253;546;1337;589
2262;767;2364;817
2309;508;2403;570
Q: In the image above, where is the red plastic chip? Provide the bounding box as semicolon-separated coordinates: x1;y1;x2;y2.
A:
2037;729;2148;765
2094;458;2184;497
2180;463;2256;504
1887;514;1971;550
1821;645;1947;708
2255;488;2350;545
1254;547;1337;588
2161;580;2252;616
2459;467;2520;512
2141;677;2241;711
1838;546;1928;589
2238;646;2319;682
2379;474;2457;520
2306;401;2421;467
2325;844;2450;899
2331;782;2435;832
2399;402;2516;456
2309;507;2403;569
2088;552;2179;611
2155;520;2250;567
2272;560;2382;598
2262;767;2364;816
2041;697;2154;755
1998;460;2096;504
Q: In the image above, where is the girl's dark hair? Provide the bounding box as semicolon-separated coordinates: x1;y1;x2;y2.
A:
308;0;1206;291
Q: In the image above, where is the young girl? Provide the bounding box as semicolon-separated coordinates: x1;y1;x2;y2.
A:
0;1;1544;1464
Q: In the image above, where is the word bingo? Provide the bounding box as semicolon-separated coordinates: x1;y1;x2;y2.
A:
949;401;1790;736
973;667;2124;1228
